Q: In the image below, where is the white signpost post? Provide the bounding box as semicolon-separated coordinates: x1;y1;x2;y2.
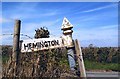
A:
61;17;76;71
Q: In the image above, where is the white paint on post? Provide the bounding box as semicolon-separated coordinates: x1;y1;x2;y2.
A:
62;35;74;48
61;17;74;48
21;37;64;52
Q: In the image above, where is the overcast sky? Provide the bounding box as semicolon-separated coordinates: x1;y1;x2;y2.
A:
1;2;118;47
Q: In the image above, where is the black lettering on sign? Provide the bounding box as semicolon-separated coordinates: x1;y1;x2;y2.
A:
40;41;44;48
23;39;61;51
55;40;60;45
24;44;28;50
47;41;51;46
51;40;55;46
44;41;48;47
36;42;40;48
28;43;31;50
33;43;37;48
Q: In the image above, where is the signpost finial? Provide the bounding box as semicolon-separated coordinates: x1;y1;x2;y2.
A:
61;17;74;48
61;17;73;30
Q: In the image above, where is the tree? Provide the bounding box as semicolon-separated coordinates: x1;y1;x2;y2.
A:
88;44;94;48
34;27;50;38
33;27;50;77
34;27;63;77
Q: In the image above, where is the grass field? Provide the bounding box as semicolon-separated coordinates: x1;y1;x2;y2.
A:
84;59;119;71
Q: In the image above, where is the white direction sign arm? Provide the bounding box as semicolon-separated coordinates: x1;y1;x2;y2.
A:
21;38;64;52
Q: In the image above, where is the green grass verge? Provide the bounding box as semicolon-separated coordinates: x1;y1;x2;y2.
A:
2;56;9;64
84;59;119;71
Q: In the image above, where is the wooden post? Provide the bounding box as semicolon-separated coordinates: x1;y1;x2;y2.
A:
74;39;86;78
12;20;21;76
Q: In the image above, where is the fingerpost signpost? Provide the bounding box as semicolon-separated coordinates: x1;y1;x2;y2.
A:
13;17;86;78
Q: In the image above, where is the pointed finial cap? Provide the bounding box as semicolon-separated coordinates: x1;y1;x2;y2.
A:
61;17;73;30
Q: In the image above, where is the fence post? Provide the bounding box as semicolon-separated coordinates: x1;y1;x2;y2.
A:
12;20;21;76
61;17;76;71
74;39;86;78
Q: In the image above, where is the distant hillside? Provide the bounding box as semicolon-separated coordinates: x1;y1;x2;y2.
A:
82;47;119;63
